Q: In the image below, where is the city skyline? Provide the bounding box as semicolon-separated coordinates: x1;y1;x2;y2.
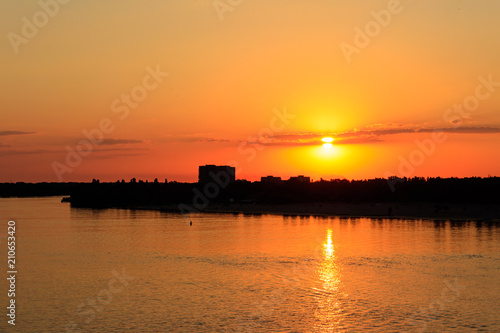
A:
2;1;500;182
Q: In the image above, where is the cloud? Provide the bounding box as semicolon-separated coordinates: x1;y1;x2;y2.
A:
433;127;500;134
203;138;232;143
334;136;383;144
162;134;233;144
0;146;148;157
86;152;148;160
0;149;52;156
160;124;500;148
0;131;36;136
93;147;148;153
100;139;145;145
266;125;500;146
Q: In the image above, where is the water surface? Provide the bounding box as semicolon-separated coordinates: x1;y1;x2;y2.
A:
0;197;499;332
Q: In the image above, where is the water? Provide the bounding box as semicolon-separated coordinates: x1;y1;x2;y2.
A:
0;197;499;332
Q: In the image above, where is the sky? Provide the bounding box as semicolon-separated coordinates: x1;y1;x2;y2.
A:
1;0;500;182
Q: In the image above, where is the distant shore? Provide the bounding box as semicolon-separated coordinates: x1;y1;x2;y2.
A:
6;178;500;221
129;202;500;221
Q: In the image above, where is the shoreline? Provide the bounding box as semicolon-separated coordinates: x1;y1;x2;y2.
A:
125;202;500;222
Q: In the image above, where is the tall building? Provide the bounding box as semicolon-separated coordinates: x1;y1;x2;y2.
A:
198;165;236;184
288;175;310;183
261;176;282;184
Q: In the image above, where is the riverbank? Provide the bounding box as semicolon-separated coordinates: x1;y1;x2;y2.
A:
128;202;500;221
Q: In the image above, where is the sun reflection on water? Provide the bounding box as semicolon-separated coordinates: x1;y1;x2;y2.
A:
324;229;334;258
314;228;346;331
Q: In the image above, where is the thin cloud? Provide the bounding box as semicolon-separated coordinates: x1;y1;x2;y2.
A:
431;127;500;134
86;152;148;160
0;146;148;157
162;135;233;144
268;125;500;146
203;138;232;143
93;147;149;153
0;131;36;136
159;124;500;148
100;139;145;145
335;136;383;144
0;149;52;156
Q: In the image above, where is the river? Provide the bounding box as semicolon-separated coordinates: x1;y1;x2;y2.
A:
0;197;499;332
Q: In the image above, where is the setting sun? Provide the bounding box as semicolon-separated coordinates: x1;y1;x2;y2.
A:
322;137;334;149
322;137;334;143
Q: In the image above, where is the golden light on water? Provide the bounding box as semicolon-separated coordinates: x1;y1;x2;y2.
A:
324;229;334;258
314;228;345;329
319;229;340;289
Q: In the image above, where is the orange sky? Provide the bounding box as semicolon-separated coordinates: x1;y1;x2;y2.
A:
1;0;500;182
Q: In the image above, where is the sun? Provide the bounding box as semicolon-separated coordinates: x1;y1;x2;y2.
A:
321;137;334;148
310;136;342;160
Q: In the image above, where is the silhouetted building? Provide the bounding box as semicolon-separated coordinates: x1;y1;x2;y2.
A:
261;176;282;184
288;175;310;183
198;165;236;184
